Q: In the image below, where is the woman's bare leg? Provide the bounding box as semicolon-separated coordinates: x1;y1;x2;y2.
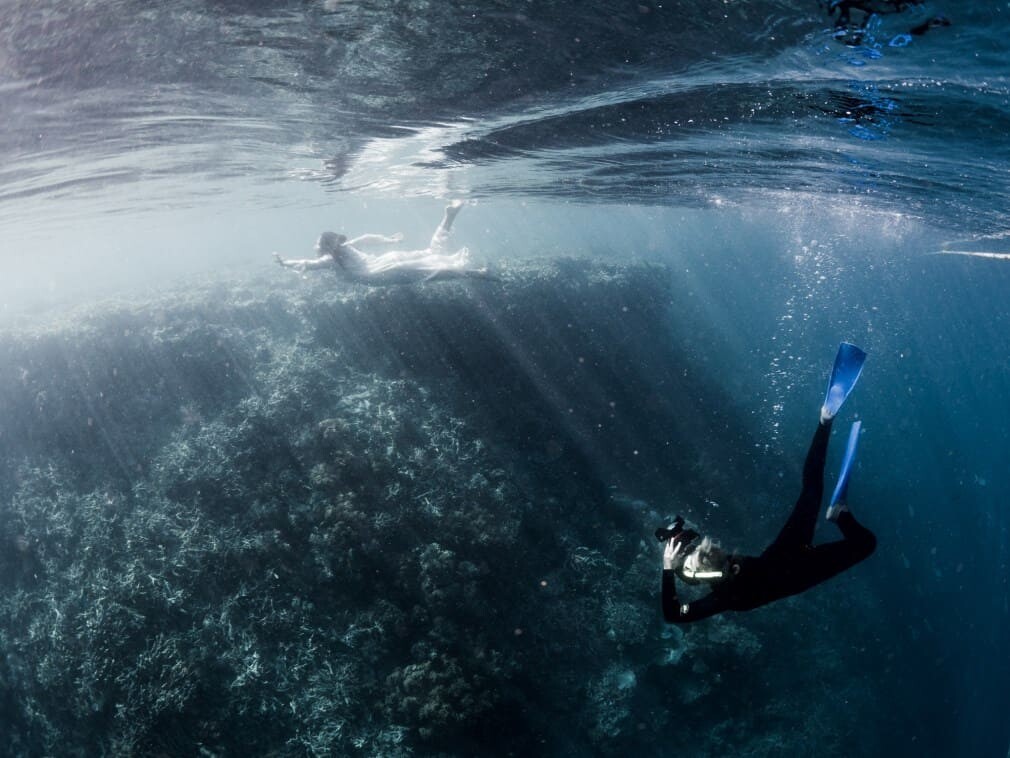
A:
429;200;465;254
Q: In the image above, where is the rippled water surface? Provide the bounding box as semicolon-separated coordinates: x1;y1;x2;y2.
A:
3;2;1008;226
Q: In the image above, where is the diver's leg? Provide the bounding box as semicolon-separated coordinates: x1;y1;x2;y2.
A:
790;511;876;587
834;510;875;548
429;200;465;253
763;421;831;556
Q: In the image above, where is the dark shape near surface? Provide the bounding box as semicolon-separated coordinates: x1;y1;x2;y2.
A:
826;0;949;46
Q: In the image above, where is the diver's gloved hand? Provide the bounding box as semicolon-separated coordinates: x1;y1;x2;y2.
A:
663;539;684;571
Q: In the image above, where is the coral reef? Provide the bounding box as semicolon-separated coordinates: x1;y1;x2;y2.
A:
0;261;877;755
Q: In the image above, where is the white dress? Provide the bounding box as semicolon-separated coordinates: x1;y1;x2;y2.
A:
338;223;479;284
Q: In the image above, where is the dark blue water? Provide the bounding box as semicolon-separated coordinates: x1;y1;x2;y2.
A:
0;1;1008;756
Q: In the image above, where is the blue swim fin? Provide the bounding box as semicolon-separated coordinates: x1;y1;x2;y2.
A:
821;342;867;421
827;420;861;521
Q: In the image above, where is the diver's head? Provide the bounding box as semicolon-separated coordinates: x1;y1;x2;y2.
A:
316;232;347;254
678;536;729;584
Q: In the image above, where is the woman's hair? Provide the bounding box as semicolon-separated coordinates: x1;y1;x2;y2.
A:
317;232;347;254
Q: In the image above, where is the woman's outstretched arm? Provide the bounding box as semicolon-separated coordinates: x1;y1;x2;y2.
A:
273;252;334;272
346;233;404;248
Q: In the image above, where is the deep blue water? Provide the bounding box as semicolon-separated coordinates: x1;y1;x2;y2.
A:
1;1;1009;756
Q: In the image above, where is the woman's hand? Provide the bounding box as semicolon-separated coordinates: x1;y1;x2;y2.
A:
663;537;683;571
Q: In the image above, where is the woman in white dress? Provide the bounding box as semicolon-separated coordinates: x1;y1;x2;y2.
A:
274;201;493;284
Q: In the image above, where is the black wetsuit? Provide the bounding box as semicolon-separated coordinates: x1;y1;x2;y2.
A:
662;421;877;623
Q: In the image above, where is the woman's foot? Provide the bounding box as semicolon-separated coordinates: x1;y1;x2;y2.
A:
442;199;465;230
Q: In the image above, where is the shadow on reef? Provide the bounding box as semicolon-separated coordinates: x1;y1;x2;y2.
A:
0;261;874;756
300;258;752;504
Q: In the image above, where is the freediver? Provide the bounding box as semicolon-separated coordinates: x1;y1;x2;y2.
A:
658;343;877;623
826;1;950;46
273;200;495;284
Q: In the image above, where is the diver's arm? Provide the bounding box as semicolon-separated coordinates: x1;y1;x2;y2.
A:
661;571;726;623
347;233;404;248
661;540;726;623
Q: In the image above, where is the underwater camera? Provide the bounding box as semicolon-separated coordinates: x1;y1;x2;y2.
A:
655;516;686;542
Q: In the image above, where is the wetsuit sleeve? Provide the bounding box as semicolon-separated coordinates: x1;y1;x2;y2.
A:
662;570;728;623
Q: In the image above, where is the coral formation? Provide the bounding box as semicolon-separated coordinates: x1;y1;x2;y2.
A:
0;262;876;755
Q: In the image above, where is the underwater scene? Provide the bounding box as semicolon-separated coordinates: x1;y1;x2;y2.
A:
1;1;1008;756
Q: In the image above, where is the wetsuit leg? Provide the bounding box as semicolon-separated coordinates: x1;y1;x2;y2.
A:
787;510;877;588
763;421;831;557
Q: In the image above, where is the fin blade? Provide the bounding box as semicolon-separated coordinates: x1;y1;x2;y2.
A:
828;420;862;514
822;342;867;419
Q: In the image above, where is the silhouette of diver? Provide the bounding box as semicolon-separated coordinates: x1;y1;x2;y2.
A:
826;0;950;46
659;344;876;623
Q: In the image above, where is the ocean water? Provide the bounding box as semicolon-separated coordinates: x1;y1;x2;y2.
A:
1;1;1008;756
